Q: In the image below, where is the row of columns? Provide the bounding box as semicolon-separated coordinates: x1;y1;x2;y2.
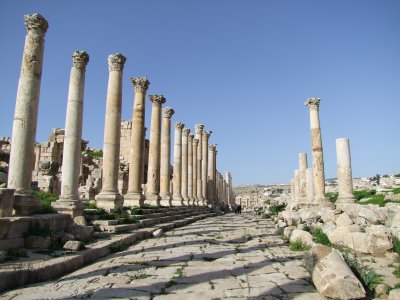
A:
289;97;356;210
3;13;234;217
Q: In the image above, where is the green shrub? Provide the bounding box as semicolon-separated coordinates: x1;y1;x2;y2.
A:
392;188;400;195
289;240;311;251
85;149;103;159
393;266;400;278
264;199;271;205
268;204;286;215
312;229;331;246
393;238;400;254
32;190;58;213
353;190;376;201
325;192;338;203
85;202;97;209
358;194;385;207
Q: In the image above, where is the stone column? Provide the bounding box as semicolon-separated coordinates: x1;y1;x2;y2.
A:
187;134;194;205
226;171;232;208
192;139;199;205
7;14;48;215
34;144;41;172
172;122;184;205
159;107;174;206
141;127;147;189
290;178;295;203
195;124;204;203
53;51;89;217
124;77;150;207
336;138;356;205
95;53;126;211
181;128;191;204
294;169;300;204
306;168;314;203
145;95;165;205
298;153;308;206
305;98;330;207
202;131;212;205
207;144;216;207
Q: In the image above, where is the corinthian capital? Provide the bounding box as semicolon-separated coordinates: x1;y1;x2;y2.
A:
188;134;194;142
108;53;126;71
193;139;199;146
131;77;150;93
24;13;48;35
195;124;204;134
162;107;174;119
183;128;191;137
305;97;321;111
72;51;89;71
174;122;184;130
202;130;212;139
149;95;166;106
208;144;217;152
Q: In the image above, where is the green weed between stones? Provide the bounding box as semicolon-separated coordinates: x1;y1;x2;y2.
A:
393;265;400;278
289;240;311;251
326;192;338;203
268;204;286;215
32;190;58;213
312;229;332;246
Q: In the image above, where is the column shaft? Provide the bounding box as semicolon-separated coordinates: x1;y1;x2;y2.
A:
195;124;204;203
181;128;190;204
207;145;216;207
96;54;126;210
336;138;356;204
172;122;184;205
124;77;150;207
160;107;174;206
8;14;48;215
187;135;194;205
202;131;211;205
192;139;199;205
298;152;308;206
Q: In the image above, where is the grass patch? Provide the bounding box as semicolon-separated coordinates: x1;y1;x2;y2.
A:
353;190;376;201
326;192;338;203
357;194;385;207
98;208;138;224
135;273;151;280
264;199;271;205
393;266;400;278
289;240;311;252
109;241;127;253
165;279;177;289
85;201;98;209
268;204;286;215
312;229;332;246
130;207;144;215
392;188;400;195
393;238;400;254
32;190;58;213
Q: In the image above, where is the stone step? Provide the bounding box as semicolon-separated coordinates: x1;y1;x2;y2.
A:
92;220;118;226
96;223;140;233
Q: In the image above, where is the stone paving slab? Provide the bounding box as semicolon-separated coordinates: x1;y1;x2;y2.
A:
0;213;324;299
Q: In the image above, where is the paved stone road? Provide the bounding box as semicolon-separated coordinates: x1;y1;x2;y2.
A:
1;213;324;300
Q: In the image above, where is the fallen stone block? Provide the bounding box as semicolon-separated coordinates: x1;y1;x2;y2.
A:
365;224;392;256
305;245;366;299
152;229;163;237
63;240;84;251
289;229;313;247
25;236;52;249
335;213;353;227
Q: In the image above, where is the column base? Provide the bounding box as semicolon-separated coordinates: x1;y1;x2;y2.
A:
197;196;205;206
95;192;123;211
159;194;172;207
13;193;42;216
171;195;184;206
182;195;190;206
145;194;161;206
52;198;85;218
188;196;196;206
124;192;145;208
0;188;15;217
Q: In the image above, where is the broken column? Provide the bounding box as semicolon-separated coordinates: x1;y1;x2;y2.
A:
53;51;89;217
305;97;330;207
145;95;166;205
159;107;174;206
172;122;184;206
298;152;308;207
336;138;356;206
7;13;49;215
95;53;126;210
181;128;191;205
124;77;150;207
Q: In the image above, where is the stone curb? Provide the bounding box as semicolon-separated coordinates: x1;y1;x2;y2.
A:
0;212;216;293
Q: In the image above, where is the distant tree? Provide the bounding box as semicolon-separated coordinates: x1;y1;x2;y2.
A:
376;174;380;185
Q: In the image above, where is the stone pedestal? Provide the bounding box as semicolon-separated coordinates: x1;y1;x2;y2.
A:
192;139;199;205
8;14;49;215
187;135;194;205
145;95;165;206
336;138;356;207
172;122;184;206
305;97;330;207
53;51;89;218
202;131;211;205
181;128;190;204
95;54;126;211
195;124;204;204
124;77;150;207
160;107;174;206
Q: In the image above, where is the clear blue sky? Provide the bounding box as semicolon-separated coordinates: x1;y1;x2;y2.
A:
1;1;399;185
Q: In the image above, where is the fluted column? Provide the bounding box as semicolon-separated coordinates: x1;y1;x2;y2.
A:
305;98;330;207
160;107;174;206
96;53;126;210
195;124;204;203
181;128;190;204
124;77;150;207
172;122;184;205
192;139;199;205
53;51;89;217
145;95;165;205
187;135;194;205
8;14;48;215
207;144;216;207
202;131;211;205
298;153;308;207
336;138;356;205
